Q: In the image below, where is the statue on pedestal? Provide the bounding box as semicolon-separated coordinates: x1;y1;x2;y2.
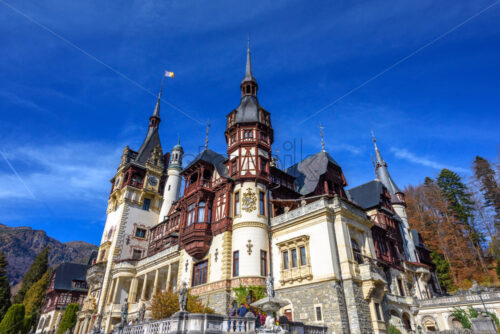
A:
266;275;275;298
179;281;188;312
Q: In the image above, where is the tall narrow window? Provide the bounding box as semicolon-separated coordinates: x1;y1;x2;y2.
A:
260;159;266;173
260;250;267;276
299;246;307;266
375;302;382;321
233;251;239;277
197;201;205;222
282;251;289;269
315;306;322;321
192;261;208;286
207;208;212;223
351;239;363;264
291;249;298;267
259;192;265;215
234;192;240;216
142;198;151;211
187;203;195;226
397;279;405;296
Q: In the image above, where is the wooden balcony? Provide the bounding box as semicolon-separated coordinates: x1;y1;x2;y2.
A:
180;222;212;260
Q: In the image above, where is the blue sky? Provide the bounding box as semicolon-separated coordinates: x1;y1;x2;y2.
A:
0;0;498;245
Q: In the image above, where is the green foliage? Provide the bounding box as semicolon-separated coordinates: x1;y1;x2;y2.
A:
14;247;49;304
0;304;25;334
57;303;79;334
451;307;472;329
468;306;479;318
0;252;11;322
22;314;35;334
488;312;500;327
387;324;402;334
23;269;51;316
151;289;214;320
437;169;482;244
431;251;454;292
232;285;267;305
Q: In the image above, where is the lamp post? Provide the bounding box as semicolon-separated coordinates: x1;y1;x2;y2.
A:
417;324;422;334
471;280;488;314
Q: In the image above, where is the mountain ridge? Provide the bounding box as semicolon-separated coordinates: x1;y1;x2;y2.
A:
0;223;97;289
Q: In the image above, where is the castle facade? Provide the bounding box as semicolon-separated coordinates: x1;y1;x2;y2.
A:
74;45;443;334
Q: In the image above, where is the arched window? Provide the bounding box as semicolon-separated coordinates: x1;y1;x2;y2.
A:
351;239;363;264
198;201;205;222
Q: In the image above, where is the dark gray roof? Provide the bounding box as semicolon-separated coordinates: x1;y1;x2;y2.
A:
135;127;161;164
347;180;385;209
184;149;229;178
234;95;262;123
285;151;340;195
53;263;88;292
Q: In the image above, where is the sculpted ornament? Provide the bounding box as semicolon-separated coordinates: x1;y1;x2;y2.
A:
242;188;257;212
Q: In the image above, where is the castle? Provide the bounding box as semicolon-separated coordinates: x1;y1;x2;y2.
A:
72;44;444;334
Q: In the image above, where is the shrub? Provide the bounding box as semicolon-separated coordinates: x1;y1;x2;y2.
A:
0;304;26;334
232;285;266;305
451;307;472;329
387;324;402;334
151;290;214;320
57;303;79;334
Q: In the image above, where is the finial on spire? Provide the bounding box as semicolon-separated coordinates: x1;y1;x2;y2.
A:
205;120;210;150
177;135;180;145
151;74;165;119
319;123;326;152
241;35;256;85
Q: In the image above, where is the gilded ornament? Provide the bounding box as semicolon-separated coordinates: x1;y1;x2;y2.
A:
242;188;257;212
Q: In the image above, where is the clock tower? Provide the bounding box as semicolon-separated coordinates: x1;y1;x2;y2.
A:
225;42;273;281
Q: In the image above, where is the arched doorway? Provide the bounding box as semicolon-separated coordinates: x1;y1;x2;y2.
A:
450;317;463;330
402;312;412;331
422;316;438;332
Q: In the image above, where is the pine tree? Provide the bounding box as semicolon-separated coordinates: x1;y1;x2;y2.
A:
23;269;52;333
437;169;487;273
0;252;11;322
0;304;25;334
430;251;454;292
14;246;49;304
56;303;79;334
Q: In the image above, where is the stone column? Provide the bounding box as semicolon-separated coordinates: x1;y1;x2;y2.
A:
106;279;115;305
128;278;138;303
112;277;121;304
153;269;159;297
141;273;148;300
166;264;172;291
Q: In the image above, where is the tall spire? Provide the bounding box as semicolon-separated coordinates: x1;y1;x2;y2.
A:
319;123;326;152
240;36;258;99
205;120;210;150
149;76;164;128
371;133;401;197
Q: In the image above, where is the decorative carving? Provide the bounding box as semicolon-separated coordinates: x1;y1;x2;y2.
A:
242;188;257;212
246;240;254;255
214;248;219;262
185;260;189;272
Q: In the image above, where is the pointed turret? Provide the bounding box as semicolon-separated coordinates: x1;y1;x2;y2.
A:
136;86;163;164
372;134;403;203
240;38;258;97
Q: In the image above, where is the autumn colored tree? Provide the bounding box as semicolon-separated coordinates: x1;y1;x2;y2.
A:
14;247;49;304
0;252;11;322
151;290;214;320
472;156;500;274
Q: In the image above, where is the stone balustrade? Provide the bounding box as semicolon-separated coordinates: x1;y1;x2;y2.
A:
122;313;255;334
418;290;500;308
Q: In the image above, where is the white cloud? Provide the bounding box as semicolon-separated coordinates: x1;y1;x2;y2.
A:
0;142;123;201
390;147;469;174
